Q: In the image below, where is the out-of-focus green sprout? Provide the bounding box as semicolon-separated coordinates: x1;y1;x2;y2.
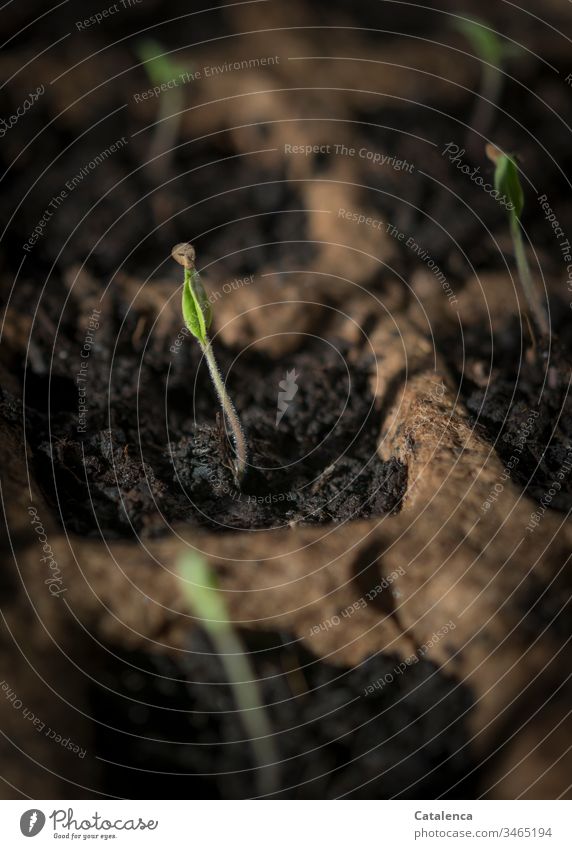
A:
454;17;523;145
178;551;280;796
136;40;190;179
487;143;549;338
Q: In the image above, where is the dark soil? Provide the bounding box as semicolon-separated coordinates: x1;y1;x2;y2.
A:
2;0;571;803
448;315;572;512
92;629;475;799
25;336;406;537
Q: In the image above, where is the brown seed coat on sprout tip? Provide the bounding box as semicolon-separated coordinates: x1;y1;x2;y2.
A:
485;143;503;164
171;242;195;269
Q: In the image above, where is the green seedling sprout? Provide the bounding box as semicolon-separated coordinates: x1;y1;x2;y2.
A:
454;18;522;146
178;551;280;796
486;144;549;338
136;40;189;179
172;242;248;484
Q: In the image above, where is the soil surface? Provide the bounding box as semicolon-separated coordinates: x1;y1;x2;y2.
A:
1;0;571;802
25;337;406;537
454;328;572;512
93;632;474;799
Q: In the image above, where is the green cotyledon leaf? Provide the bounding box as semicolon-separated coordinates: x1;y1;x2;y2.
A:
493;152;524;221
178;552;229;636
455;18;505;66
136;39;189;86
182;266;212;346
454;18;523;66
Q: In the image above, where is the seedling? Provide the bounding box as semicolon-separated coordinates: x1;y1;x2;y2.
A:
136;40;189;179
454;17;522;146
178;551;280;796
486;144;549;337
172;242;248;484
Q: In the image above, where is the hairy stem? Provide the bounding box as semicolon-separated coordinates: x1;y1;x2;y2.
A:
200;338;248;483
510;218;549;337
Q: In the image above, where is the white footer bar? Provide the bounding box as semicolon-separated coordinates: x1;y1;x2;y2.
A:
1;800;569;848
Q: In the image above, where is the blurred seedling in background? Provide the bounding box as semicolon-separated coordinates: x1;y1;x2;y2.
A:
178;551;280;796
172;242;248;485
136;39;189;180
454;17;523;152
486;143;549;341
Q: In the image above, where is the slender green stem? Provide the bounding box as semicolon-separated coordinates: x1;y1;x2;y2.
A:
200;338;248;483
211;629;280;796
473;63;503;140
178;553;280;796
510;218;549;337
149;87;184;180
